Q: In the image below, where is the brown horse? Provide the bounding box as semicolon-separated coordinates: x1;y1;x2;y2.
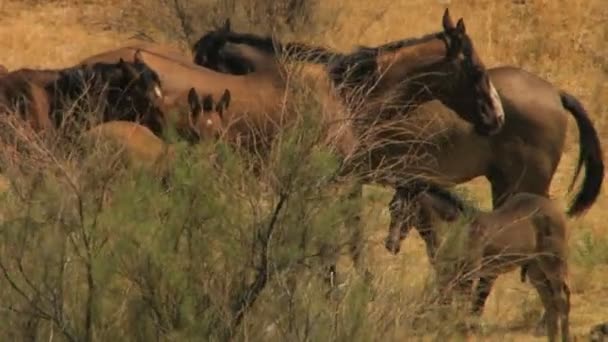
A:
82;121;175;178
190;16;604;259
402;187;570;342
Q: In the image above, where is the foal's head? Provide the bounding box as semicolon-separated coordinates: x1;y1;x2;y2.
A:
385;184;473;255
177;88;230;143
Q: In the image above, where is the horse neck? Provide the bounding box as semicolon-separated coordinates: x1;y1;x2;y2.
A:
373;38;456;105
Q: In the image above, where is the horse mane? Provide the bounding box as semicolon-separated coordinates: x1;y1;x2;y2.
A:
194;28;342;64
328;31;447;91
424;185;479;217
362;31;444;53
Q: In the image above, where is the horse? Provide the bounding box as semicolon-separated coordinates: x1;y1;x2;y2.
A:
190;14;604;261
49;52;166;137
400;187;570;342
81;121;175;183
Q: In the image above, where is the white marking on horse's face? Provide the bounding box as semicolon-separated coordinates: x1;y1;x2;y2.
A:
488;81;505;125
206;119;213;127
153;85;163;99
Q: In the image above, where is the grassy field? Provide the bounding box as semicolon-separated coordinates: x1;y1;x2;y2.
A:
1;0;607;340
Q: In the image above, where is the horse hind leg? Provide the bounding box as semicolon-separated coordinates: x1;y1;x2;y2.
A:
326;182;372;289
526;264;559;342
558;282;571;342
415;206;439;263
471;274;497;316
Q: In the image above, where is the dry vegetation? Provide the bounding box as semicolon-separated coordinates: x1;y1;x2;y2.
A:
0;0;607;340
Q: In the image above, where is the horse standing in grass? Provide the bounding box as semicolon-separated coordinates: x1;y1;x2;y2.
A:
191;12;603;263
398;187;570;342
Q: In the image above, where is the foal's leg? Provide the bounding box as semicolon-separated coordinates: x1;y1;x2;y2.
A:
557;281;571;342
540;256;571;342
327;182;371;286
347;182;366;273
414;206;439;263
471;274;498;316
527;264;559;342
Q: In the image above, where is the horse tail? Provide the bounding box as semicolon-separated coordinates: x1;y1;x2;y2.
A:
559;90;604;217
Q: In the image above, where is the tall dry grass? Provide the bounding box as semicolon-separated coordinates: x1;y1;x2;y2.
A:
0;0;607;340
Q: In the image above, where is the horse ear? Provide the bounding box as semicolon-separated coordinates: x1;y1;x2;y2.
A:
188;88;202;121
222;18;231;32
119;59;139;80
442;8;455;31
216;89;231;118
202;94;214;112
456;18;466;34
133;49;144;65
469;220;485;237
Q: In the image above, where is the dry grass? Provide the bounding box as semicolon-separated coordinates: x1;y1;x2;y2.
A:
1;0;607;340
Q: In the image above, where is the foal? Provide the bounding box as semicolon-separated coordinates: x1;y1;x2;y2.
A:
399;188;570;342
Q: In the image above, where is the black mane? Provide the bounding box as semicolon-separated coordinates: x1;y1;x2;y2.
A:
328;31;448;92
192;28;343;66
359;31;444;54
424;184;479;217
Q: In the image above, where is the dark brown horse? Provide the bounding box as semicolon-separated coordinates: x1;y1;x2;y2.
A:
188;14;604;260
0;55;166;137
402;187;570;342
49;52;166;136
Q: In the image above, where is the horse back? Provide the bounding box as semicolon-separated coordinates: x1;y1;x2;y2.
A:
83;121;174;176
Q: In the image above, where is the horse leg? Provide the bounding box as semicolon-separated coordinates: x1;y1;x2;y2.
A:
414;205;439;263
347;182;366;273
559;282;571;342
526;263;559;342
471;274;497;316
326;182;370;286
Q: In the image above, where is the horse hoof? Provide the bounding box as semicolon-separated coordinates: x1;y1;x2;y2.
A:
533;324;546;337
384;239;400;255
